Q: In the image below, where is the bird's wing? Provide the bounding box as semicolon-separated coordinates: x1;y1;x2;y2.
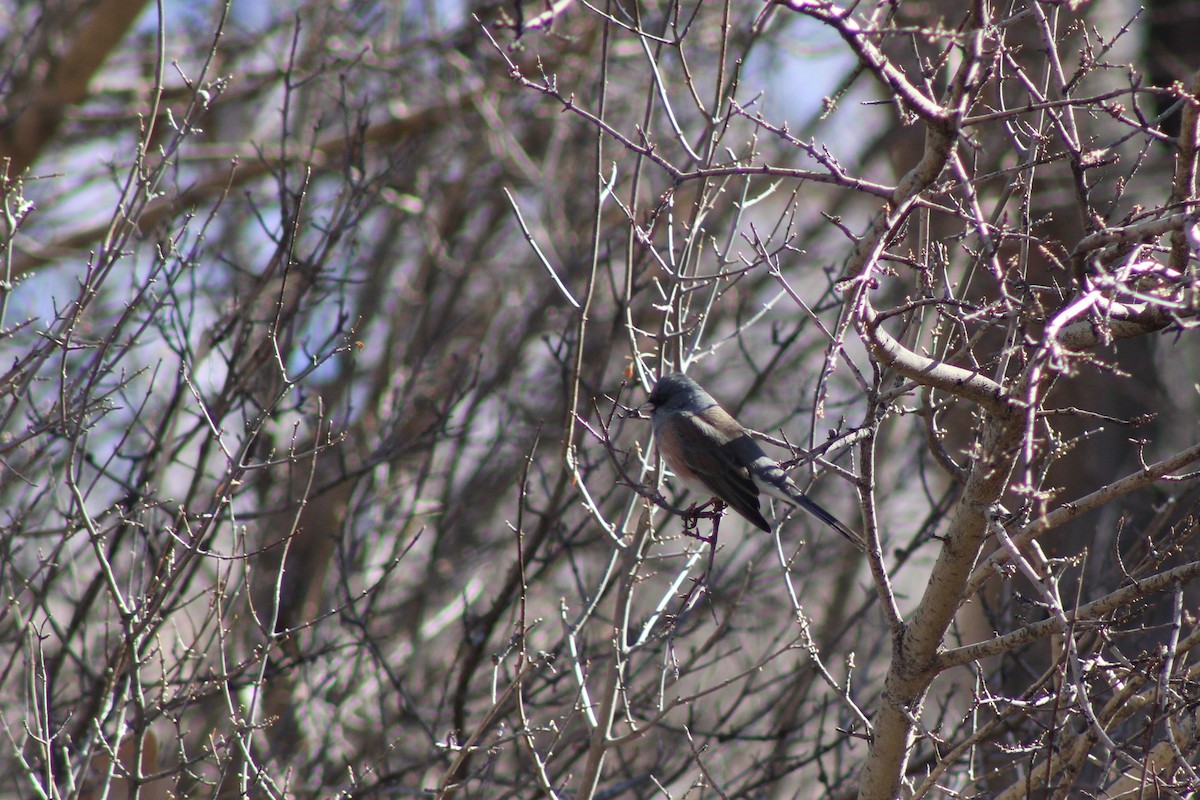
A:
669;409;771;532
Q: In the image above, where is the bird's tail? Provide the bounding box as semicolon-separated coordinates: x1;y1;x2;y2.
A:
792;494;867;551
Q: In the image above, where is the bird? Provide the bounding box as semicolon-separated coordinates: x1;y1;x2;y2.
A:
645;372;865;550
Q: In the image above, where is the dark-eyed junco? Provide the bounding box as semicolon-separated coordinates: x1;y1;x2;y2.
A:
646;372;865;550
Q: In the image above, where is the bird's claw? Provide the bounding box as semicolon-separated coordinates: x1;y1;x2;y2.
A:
681;499;725;543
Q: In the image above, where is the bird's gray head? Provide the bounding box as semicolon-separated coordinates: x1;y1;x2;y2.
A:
647;372;718;414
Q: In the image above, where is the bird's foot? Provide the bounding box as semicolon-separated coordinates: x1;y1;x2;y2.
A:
680;501;723;585
681;499;725;543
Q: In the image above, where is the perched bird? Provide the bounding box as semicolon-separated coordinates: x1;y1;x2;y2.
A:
646;372;865;550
